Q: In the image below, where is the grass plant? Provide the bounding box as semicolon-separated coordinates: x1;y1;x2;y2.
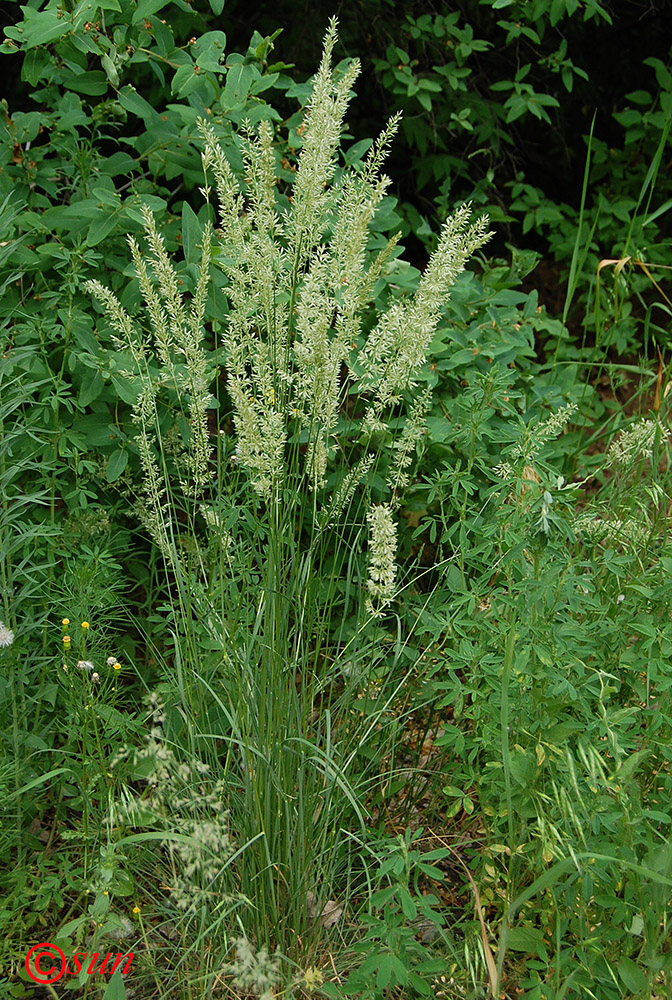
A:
82;16;490;990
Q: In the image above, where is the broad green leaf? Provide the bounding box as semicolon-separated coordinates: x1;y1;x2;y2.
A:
181;203;201;264
426;417;450;442
86;212;119;247
118;84;159;120
506;925;547;959
376;954;392;990
617;957;648;995
111;375;141;406
417;90;432;112
22;12;67;48
222;62;254;109
172;62;199;98
209;0;225;12
123;195;167;226
509;749;536;785
21;47;50;86
191;30;226;72
11;112;41;143
550;0;566;25
101;53;119;87
408;971;433;996
106;449;129;483
79;370;104;407
101;151;138;175
103;970;127;1000
131;0;173;24
398;887;417;920
64;71;108;96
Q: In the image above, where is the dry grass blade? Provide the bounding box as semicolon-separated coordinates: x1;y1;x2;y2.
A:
428;829;498;998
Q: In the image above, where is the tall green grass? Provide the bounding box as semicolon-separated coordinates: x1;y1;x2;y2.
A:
83;17;490;986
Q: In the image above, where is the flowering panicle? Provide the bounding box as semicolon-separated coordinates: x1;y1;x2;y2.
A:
574;418;669;551
201;20;490;507
88;17;490;640
221;937;282;1000
365;503;398;617
85;201;215;558
386;386;433;499
512;402;578;464
360;204;492;409
607;418;668;471
575;513;650;546
111;691;235;915
286;18;361;270
317;453;376;531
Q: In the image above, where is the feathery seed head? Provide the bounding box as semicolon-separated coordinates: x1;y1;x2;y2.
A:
366;503;398;617
0;622;14;648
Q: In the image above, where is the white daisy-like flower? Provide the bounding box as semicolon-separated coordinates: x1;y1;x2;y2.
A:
0;622;15;648
92;672;100;682
106;656;117;666
77;660;95;671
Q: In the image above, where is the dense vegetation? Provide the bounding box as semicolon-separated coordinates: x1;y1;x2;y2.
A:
1;2;671;999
